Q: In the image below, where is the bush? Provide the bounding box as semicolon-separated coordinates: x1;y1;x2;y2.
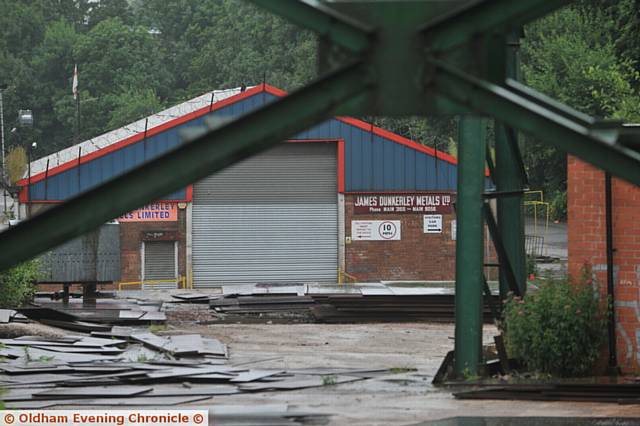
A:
0;260;39;308
526;255;538;277
503;269;606;377
549;190;567;222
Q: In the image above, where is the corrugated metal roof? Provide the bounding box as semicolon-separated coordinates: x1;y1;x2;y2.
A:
27;87;247;177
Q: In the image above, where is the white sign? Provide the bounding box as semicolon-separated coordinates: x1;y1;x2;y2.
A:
423;214;443;233
451;219;457;240
351;220;401;241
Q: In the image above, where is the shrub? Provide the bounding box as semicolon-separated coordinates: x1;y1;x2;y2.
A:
549;190;567;222
0;260;39;308
503;269;606;377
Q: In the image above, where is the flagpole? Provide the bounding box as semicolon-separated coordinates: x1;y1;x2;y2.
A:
75;90;80;143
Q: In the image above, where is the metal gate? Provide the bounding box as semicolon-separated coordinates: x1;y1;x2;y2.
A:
38;223;121;283
192;142;338;287
142;240;178;289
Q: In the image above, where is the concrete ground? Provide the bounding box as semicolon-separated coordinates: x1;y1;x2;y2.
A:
167;321;639;425
526;220;568;277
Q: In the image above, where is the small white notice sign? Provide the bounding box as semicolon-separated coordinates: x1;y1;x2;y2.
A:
423;214;443;233
451;219;457;240
351;220;401;241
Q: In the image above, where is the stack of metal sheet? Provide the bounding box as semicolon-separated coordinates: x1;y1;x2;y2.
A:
454;380;640;403
199;283;499;323
0;329;389;410
18;297;167;331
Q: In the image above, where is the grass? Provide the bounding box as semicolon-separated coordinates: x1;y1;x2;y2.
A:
321;375;337;385
389;367;418;374
148;324;168;333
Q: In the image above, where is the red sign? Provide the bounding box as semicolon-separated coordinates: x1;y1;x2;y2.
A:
353;193;454;214
119;203;178;222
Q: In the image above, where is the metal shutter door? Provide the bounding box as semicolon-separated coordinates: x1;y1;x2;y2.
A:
192;142;337;287
143;241;176;280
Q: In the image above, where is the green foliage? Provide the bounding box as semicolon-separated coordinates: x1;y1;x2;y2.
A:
5;146;27;184
521;4;640;202
0;260;39;308
549;191;568;222
525;255;538;277
503;269;607;377
148;324;168;333
321;375;337;386
106;88;164;130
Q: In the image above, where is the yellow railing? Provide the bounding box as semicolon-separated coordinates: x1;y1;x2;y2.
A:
338;268;358;285
118;276;187;291
523;190;550;256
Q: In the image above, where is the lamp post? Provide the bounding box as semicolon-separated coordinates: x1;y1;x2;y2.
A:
15;109;34;218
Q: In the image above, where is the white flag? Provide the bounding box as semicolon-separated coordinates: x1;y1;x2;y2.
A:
72;64;78;100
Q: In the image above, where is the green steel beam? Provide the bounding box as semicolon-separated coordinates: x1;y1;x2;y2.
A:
483;203;523;297
428;58;640;187
422;0;570;52
250;0;374;54
505;79;593;127
490;32;527;297
454;115;487;376
0;62;372;272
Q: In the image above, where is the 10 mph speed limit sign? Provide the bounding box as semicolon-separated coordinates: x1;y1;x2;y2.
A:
378;221;398;239
351;220;401;241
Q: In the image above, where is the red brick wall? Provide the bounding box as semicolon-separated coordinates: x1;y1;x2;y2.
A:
568;155;640;373
344;194;457;281
119;207;187;282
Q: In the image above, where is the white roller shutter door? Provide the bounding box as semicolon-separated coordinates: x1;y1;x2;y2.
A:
143;241;177;281
192;142;338;287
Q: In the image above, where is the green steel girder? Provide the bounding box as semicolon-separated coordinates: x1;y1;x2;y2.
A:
454;115;487;376
0;61;372;271
483;203;523;297
421;0;571;52
428;57;640;187
251;0;374;54
489;31;527;298
505;79;593;127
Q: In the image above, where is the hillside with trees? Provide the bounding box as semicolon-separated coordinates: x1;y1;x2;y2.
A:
0;0;638;218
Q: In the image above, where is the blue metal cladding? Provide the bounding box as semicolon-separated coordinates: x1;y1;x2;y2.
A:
28;90;457;201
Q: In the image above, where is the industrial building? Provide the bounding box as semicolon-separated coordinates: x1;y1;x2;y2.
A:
18;84;461;288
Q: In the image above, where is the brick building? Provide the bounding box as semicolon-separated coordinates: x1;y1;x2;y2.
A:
19;84;464;288
568;155;640;373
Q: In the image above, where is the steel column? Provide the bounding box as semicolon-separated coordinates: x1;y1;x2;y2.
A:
0;62;372;271
454;115;487;376
493;32;526;297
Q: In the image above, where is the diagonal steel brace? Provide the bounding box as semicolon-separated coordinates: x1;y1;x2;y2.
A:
428;58;640;187
251;0;374;54
422;0;571;52
483;203;523;297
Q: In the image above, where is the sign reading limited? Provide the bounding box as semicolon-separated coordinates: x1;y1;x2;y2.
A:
118;203;178;222
353;193;454;214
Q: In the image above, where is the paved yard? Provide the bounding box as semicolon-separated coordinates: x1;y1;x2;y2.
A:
168;322;638;426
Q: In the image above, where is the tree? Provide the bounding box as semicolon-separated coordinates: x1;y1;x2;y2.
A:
5;146;27;184
520;6;640;215
106;88;164;130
